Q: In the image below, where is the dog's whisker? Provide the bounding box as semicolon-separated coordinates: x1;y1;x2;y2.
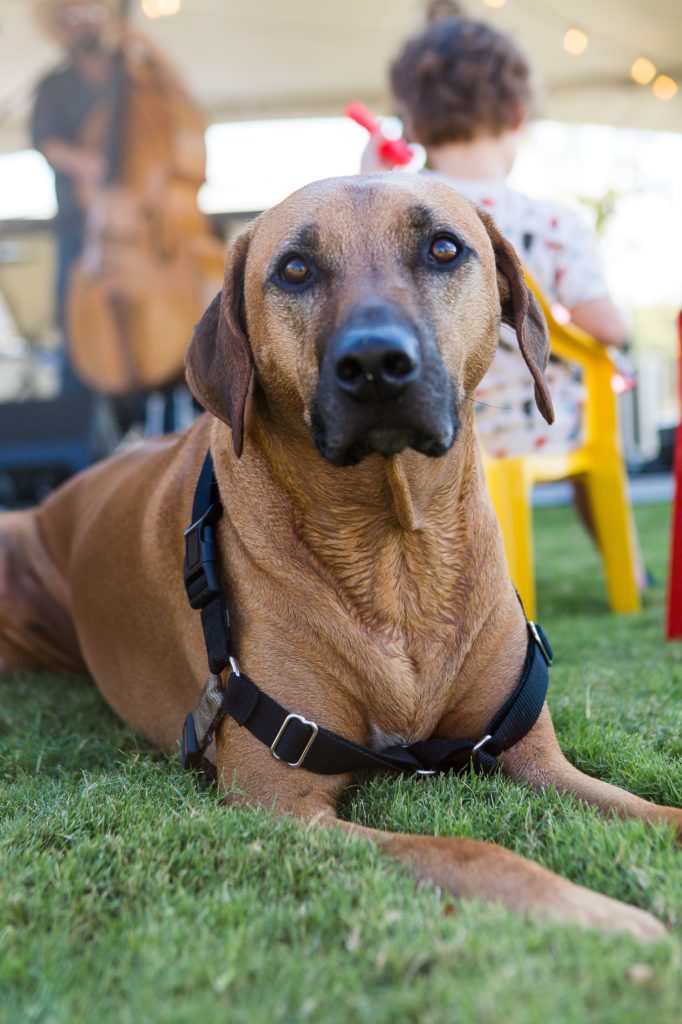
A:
461;395;506;411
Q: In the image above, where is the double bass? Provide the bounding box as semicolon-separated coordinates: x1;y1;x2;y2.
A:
67;10;225;394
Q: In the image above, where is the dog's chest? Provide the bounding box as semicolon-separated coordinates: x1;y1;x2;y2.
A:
308;532;473;737
350;616;466;742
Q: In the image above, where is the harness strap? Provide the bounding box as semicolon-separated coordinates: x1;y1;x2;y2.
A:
223;670;429;774
181;451;552;778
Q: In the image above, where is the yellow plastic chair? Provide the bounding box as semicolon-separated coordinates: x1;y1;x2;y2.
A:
483;279;641;619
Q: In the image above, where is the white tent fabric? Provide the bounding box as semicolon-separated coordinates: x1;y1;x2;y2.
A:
0;0;680;154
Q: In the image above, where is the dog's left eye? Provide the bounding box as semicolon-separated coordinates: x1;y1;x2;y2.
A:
279;255;311;286
428;235;460;264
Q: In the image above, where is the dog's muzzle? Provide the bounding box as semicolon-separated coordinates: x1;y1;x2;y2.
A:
312;311;458;467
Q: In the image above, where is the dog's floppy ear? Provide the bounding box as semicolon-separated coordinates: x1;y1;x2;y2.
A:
185;228;254;456
478;209;554;424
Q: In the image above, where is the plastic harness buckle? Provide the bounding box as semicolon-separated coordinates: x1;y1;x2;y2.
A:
181;673;226;776
181;713;205;771
183;502;223;609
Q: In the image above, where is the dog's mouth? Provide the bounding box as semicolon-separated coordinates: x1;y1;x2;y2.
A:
313;420;458;468
310;384;459;468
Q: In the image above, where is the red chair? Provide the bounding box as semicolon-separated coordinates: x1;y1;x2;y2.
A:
665;310;682;639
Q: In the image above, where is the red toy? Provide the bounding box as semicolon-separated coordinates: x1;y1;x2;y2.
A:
666;309;682;639
345;101;414;167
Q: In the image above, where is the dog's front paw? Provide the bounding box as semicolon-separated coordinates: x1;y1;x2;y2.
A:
543;882;667;943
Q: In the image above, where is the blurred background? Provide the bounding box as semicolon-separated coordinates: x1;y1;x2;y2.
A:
0;0;680;502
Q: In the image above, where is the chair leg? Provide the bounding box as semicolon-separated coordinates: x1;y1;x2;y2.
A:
485;458;536;619
582;460;641;613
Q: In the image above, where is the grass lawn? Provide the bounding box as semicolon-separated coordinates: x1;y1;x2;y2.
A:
1;502;681;1024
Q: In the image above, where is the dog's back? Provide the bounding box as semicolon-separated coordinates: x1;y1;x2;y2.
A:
0;424;202;687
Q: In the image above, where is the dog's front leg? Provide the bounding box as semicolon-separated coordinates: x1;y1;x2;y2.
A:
216;722;666;941
501;706;682;837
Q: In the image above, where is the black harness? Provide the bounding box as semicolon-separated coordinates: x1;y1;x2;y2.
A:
181;452;553;778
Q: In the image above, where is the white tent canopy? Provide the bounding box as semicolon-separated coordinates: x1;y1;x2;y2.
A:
0;0;680;154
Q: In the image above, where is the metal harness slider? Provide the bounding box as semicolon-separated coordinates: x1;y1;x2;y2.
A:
529;621;553;666
472;733;492;755
270;713;319;768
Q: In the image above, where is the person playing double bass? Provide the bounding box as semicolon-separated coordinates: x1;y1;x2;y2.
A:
32;0;223;404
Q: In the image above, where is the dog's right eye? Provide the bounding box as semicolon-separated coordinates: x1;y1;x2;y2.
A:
428;235;460;264
279;255;311;286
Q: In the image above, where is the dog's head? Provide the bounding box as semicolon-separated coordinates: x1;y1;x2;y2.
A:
186;175;553;465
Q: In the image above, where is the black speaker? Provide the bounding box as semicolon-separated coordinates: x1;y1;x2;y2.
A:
0;393;119;505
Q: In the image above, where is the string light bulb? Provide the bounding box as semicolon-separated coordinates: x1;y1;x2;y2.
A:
630;58;657;85
140;0;181;18
652;75;678;102
563;27;588;56
482;0;507;8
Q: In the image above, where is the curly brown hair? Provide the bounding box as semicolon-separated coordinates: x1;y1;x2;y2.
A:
390;14;536;147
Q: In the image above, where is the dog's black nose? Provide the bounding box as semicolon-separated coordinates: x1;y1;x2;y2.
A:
333;325;421;402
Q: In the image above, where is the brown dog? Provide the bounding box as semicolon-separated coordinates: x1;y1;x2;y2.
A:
1;175;679;941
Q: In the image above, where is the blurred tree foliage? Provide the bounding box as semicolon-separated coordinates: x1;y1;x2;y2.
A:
578;188;620;237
